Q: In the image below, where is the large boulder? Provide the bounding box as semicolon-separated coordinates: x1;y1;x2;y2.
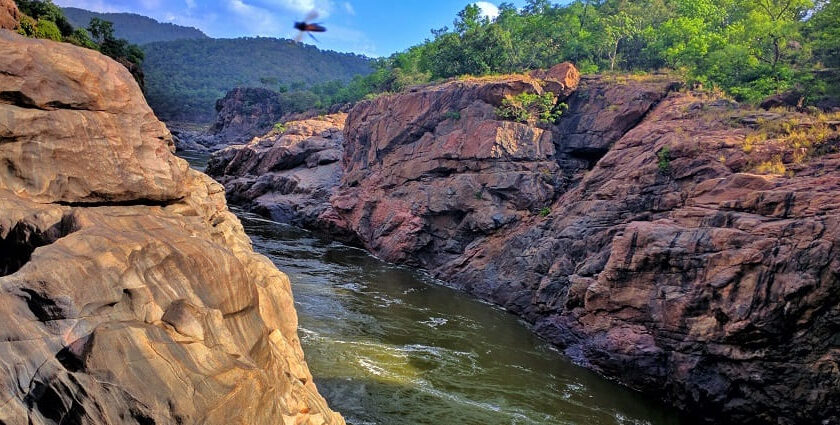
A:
207;114;347;231
333;74;840;423
0;0;18;30
209;87;285;145
0;30;343;425
0;30;186;204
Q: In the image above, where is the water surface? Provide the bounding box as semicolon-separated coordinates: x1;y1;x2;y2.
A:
184;152;683;425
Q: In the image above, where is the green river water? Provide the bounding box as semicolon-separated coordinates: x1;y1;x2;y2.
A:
181;151;683;425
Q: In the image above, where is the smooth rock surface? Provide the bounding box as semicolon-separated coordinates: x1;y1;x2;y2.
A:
0;30;343;425
0;30;186;204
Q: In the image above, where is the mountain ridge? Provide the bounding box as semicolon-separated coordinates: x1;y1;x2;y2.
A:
62;6;208;44
142;37;371;123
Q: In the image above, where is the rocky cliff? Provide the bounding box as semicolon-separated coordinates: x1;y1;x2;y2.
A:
210;88;286;145
0;30;343;425
206;114;347;233
210;63;840;424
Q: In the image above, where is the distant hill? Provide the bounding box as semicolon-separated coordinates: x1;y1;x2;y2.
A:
62;7;208;45
142;37;372;122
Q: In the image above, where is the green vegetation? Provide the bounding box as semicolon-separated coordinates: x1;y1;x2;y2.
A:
272;122;288;134
740;111;840;173
539;207;552;217
445;110;463;121
33;18;61;41
495;92;566;124
657;146;672;173
61;7;208;45
333;0;840;107
141;38;372;122
14;1;144;74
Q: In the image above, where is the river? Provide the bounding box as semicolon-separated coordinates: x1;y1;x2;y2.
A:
181;151;683;425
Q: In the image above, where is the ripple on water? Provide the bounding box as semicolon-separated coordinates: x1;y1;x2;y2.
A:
209;202;686;425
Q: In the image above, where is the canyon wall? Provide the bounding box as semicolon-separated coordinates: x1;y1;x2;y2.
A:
0;30;343;425
211;64;840;424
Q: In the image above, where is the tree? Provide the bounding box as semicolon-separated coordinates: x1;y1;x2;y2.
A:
87;17;115;43
15;0;73;36
807;0;840;67
745;0;813;72
33;19;61;41
455;4;485;33
602;11;638;70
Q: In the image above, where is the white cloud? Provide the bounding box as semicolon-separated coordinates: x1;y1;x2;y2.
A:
227;0;282;35
260;0;333;17
317;23;376;55
185;0;196;9
343;2;355;15
475;1;499;20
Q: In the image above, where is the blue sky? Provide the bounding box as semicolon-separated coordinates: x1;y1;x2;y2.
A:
53;0;532;56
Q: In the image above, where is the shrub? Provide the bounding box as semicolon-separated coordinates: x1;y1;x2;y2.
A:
539;207;551;217
65;28;97;49
272;122;287;133
657;146;671;174
34;19;62;41
755;156;787;175
16;15;36;37
444;110;462;121
495;92;566;125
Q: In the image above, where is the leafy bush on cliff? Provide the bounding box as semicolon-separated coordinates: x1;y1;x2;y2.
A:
33;18;61;41
495;92;567;124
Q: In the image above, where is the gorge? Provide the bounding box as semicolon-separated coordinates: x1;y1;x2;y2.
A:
208;64;840;424
3;0;840;422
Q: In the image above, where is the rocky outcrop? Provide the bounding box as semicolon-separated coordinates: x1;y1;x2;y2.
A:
0;30;343;425
211;63;840;424
331;75;840;423
207;114;347;231
209;87;285;146
0;0;18;30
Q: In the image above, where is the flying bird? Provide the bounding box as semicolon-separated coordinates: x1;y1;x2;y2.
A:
294;11;326;43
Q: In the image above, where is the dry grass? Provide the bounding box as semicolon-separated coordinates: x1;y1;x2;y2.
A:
683;94;840;176
754;156;787;175
740;111;840;174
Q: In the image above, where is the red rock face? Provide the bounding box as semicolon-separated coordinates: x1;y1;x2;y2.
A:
211;64;840;423
335;74;840;423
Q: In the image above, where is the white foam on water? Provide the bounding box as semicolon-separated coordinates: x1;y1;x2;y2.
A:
357;358;388;377
420;317;448;328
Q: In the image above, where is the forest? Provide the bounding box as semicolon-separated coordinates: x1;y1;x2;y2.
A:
141;38;372;122
323;0;840;108
62;6;208;45
13;0;145;72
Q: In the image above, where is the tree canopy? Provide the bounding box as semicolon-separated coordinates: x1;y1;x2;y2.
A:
333;0;838;106
141;38;372;122
14;1;145;67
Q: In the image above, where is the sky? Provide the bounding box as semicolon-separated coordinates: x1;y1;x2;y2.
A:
53;0;532;57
